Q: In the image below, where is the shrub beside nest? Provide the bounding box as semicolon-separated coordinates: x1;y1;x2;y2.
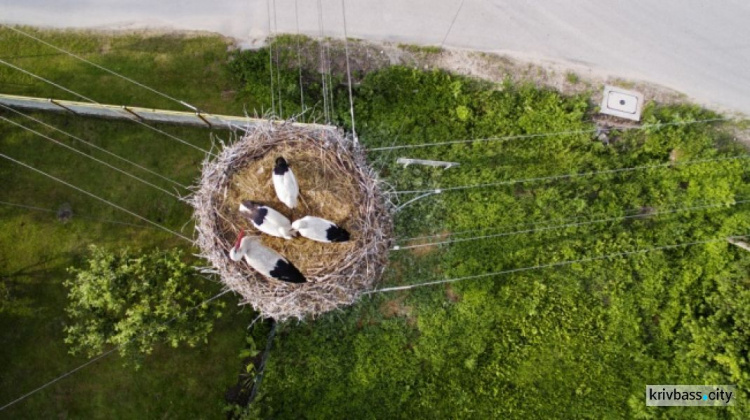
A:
190;123;393;321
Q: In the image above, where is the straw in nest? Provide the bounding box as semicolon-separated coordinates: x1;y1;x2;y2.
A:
190;122;393;321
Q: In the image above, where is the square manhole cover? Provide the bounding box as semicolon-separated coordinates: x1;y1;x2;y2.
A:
600;85;644;121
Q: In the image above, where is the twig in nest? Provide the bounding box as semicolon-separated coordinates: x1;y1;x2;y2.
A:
188;121;394;321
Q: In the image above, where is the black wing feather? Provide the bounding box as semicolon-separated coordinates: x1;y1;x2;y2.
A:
252;207;268;226
274;158;290;175
269;259;306;283
325;225;351;242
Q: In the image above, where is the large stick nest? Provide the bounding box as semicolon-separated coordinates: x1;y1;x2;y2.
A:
190;123;393;321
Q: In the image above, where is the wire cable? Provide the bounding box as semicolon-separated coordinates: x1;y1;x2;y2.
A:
0;51;91;60
367;118;727;152
371;120;409;173
341;0;357;142
325;39;335;122
394;189;443;213
392;198;750;250
0;104;188;189
272;0;283;118
368;234;747;294
0;288;231;412
265;0;276;117
1;24;263;134
0;59;212;155
0;153;192;242
295;0;306;112
394;154;750;195
397;195;740;243
0;24;201;113
0;199;161;231
440;0;466;47
248;319;277;404
0;116;182;199
318;0;335;122
316;0;329;123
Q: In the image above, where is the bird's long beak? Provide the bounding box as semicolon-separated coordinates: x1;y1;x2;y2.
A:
233;230;246;250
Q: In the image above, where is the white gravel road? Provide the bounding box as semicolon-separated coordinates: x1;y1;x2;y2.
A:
3;0;750;115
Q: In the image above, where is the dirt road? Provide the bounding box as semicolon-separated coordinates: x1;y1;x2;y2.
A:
3;0;750;115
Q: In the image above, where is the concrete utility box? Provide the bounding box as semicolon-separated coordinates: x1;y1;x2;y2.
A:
600;85;644;121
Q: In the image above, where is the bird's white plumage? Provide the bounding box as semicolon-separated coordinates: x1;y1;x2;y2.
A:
230;237;285;277
273;167;299;209
262;207;294;238
239;203;294;239
292;216;337;243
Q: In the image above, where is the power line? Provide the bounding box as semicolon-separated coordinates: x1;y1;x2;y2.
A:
397;195;738;243
0;153;192;242
0;24;200;112
316;0;329;123
367;118;727;152
395;154;750;195
368;234;747;294
0;104;188;189
318;0;335;122
371;120;409;173
395;189;443;213
0;116;182;199
266;0;277;117
1;24;255;134
272;0;283;118
0;288;231;412
370;128;592;152
0;58;97;101
325;40;335;122
392;198;750;251
294;0;306;112
0;52;95;60
440;0;466;47
341;0;357;142
0;199;161;231
0;58;212;155
247;319;277;404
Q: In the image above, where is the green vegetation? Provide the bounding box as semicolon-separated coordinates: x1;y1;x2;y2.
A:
0;27;239;113
566;71;580;84
0;27;252;419
397;43;444;55
1;28;749;419
64;246;224;366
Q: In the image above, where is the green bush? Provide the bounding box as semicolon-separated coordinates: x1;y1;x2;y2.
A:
226;44;750;418
63;246;224;366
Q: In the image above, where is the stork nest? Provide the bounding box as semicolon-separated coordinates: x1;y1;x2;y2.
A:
190;123;393;321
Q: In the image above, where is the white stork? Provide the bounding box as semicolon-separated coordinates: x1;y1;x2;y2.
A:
239;200;294;239
273;157;299;210
291;216;351;243
229;230;306;284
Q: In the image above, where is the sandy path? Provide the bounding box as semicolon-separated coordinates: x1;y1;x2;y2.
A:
3;0;750;115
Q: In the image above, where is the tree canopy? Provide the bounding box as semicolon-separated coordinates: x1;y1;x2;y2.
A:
63;246;224;366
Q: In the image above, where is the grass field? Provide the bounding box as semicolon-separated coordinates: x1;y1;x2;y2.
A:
1;27;750;419
0;27;254;419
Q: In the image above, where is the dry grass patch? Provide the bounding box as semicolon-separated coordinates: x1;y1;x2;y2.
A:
445;284;461;303
218;143;360;278
380;295;413;319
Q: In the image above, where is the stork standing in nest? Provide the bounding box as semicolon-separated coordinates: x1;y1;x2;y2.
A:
239;200;294;239
273;157;299;211
292;216;351;243
229;230;306;284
